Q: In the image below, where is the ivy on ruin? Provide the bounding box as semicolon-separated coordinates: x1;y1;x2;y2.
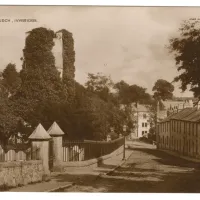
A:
59;29;76;104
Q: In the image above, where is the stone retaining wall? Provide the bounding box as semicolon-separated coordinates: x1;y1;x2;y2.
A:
0;160;44;189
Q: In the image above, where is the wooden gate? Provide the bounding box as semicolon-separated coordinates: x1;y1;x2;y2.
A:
49;139;54;171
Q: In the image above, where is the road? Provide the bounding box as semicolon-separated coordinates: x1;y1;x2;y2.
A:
55;142;200;192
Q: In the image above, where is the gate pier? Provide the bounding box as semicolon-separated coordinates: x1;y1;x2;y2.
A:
29;123;52;175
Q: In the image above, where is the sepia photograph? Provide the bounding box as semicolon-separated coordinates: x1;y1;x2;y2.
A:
0;4;200;194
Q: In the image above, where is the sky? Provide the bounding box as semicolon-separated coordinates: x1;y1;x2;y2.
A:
1;6;200;97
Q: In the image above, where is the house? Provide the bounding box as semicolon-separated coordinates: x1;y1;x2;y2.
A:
157;99;193;122
132;104;152;138
120;103;151;139
157;102;200;159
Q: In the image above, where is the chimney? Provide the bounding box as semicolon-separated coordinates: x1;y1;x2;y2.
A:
188;99;193;107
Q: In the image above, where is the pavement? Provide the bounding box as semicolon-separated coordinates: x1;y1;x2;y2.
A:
61;141;200;192
8;146;133;192
9;140;200;192
8;178;74;192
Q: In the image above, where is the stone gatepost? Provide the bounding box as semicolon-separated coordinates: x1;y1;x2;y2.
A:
48;122;65;170
29;123;51;175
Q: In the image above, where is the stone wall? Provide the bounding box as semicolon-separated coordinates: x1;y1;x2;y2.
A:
0;160;44;189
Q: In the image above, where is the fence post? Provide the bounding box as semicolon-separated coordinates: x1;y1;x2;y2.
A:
29;123;51;175
48;122;64;170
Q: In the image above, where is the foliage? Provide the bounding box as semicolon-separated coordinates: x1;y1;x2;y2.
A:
152;79;174;101
60;29;76;104
115;80;152;105
0;98;21;139
60;81;128;140
10;27;65;136
1;63;21;96
0;27;136;141
85;73;114;102
168;20;200;97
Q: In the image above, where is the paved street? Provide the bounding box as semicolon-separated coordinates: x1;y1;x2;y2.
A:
55;142;200;193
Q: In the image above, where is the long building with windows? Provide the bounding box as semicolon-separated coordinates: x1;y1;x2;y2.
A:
157;102;200;159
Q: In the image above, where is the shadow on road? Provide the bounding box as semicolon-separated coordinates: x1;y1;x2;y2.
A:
54;146;200;193
128;146;200;168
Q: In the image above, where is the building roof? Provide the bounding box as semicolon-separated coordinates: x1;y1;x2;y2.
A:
162;100;184;110
161;99;193;111
29;124;51;140
161;107;200;123
120;103;150;112
161;112;178;122
131;104;150;112
48;122;65;136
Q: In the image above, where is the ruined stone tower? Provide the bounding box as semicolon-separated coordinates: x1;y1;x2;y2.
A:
52;31;63;79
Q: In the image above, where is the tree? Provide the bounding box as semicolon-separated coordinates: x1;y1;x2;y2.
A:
0;98;21;140
59;29;76;104
129;84;151;104
85;73;114;102
61;79;130;140
0;63;21;97
11;27;66;132
114;80;131;104
168;20;200;97
152;79;174;101
115;80;152;105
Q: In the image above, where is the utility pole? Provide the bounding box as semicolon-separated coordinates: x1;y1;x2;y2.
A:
122;125;127;160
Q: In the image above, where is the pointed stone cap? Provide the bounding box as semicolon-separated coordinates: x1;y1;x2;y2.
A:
48;122;65;136
29;124;51;140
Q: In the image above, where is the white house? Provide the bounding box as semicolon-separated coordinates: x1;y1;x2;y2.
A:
131;104;151;138
120;103;151;139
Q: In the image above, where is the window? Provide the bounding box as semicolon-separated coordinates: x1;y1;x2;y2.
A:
142;123;144;127
145;123;147;127
180;122;182;133
189;123;190;135
142;131;144;135
188;123;190;135
184;122;186;135
192;123;194;136
189;141;190;153
177;140;178;151
193;142;195;155
177;121;179;133
174;121;177;132
143;114;147;119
